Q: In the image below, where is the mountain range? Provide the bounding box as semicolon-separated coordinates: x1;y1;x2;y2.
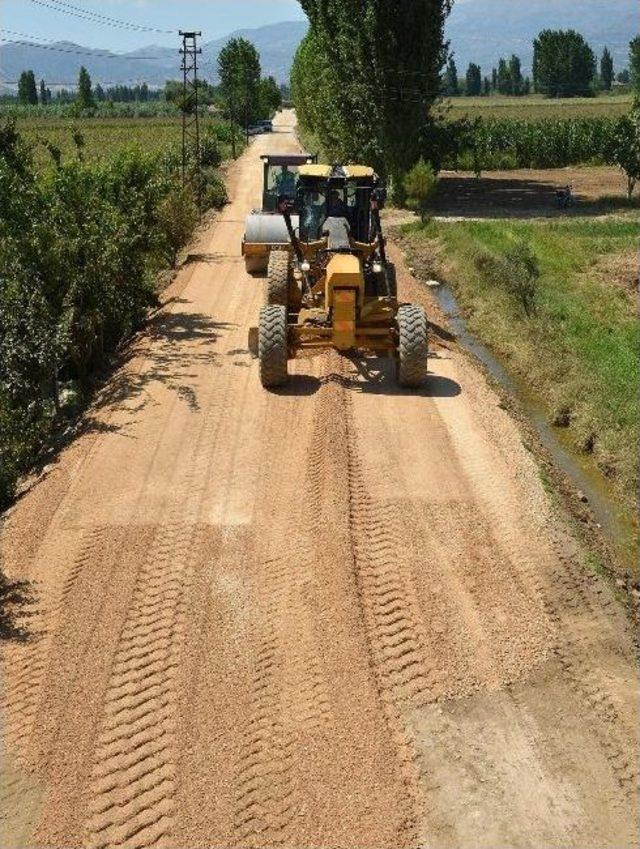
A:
0;1;636;90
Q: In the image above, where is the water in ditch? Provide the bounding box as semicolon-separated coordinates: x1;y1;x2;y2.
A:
431;282;637;571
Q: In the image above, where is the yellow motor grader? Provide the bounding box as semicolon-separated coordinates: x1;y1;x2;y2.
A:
251;163;429;389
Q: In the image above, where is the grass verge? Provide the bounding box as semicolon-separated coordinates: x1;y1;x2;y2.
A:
397;216;638;514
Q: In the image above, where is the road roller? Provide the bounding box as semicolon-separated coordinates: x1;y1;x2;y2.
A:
242;153;317;274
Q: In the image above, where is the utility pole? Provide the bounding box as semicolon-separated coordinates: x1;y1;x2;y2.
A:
179;30;202;203
244;70;250;147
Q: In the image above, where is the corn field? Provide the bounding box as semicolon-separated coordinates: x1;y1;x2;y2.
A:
447;115;622;171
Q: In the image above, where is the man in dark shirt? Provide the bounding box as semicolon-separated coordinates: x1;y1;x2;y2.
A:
328;188;349;219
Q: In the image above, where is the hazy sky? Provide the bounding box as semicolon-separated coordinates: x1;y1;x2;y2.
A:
0;0;307;50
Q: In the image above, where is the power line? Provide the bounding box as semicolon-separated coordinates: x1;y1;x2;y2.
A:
27;0;175;34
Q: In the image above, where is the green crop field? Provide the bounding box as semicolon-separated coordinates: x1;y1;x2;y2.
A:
11;115;240;170
446;92;632;121
14;116;184;168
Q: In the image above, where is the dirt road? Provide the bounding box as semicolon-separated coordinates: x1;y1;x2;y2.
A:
1;111;638;849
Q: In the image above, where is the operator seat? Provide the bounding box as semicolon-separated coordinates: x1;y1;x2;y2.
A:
322;217;352;253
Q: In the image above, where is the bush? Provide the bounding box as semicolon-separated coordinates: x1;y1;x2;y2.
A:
203;170;228;209
403;158;438;220
475;240;540;316
200;129;223;168
0;121;201;505
158;186;199;265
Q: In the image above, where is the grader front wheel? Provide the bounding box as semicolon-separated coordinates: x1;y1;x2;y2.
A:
266;250;289;306
397;304;429;387
259;304;288;388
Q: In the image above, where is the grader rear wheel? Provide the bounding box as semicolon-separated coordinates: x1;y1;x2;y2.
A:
259;304;288;388
267;251;290;306
397;304;428;387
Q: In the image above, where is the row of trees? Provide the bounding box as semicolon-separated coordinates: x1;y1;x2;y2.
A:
446;55;530;97
14;43;283;125
447;33;634;98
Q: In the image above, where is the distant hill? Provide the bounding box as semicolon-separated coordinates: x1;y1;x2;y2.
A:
0;3;636;91
0;22;307;89
447;0;637;76
202;22;308;84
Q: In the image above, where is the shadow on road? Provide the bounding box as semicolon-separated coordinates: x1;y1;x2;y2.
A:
94;303;236;417
270;355;461;398
0;570;35;642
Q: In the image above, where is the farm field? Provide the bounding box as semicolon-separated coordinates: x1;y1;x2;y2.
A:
15;116;183;164
447;92;633;120
12;115;240;169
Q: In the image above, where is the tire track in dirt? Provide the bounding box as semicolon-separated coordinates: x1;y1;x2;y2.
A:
83;293;245;849
4;526;109;761
542;551;639;799
303;358;424;842
229;379;327;848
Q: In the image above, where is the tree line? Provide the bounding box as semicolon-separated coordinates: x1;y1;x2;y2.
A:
12;39;285;122
446;31;636;98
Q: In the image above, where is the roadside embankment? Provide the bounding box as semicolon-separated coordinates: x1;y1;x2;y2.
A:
394;216;638;562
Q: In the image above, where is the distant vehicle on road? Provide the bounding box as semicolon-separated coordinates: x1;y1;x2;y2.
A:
247;124;265;136
258;120;273;133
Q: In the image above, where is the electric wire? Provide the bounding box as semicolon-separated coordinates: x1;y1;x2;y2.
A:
27;0;175;34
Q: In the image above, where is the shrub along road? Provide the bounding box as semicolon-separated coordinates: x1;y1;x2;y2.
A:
0;111;637;849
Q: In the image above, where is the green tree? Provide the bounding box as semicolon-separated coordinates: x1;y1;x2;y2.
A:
497;58;511;94
600;47;614;91
533;30;596;97
39;79;47;105
258;76;282;118
509;55;523;95
465;63;482;96
403;158;438;221
630;36;640;96
293;0;451;183
77;66;95;109
483;76;491;95
444;57;460;96
17;70;38;105
491;67;497;91
217;37;262;132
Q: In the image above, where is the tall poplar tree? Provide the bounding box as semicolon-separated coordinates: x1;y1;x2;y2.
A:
294;0;452;181
18;70;38;105
465;63;482;96
600;47;614;90
77;66;95;109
